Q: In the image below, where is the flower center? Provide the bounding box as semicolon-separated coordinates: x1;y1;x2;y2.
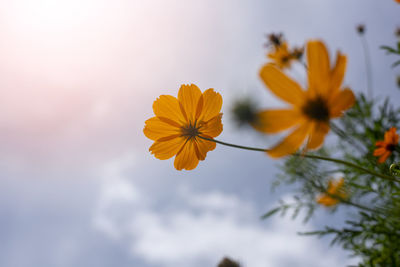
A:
281;55;290;63
386;144;396;152
181;123;201;139
302;96;330;122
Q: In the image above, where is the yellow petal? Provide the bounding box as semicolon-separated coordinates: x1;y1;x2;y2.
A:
153;95;186;124
330;52;347;95
198;89;223;122
149;137;186;160
307;40;330;97
317;195;338;207
143;117;181;141
267;122;311;158
178;84;202;123
267;43;292;69
306;122;330;150
194;137;216;161
328;88;355;118
254;109;303;133
174;141;199;170
259;64;305;106
200;114;223;138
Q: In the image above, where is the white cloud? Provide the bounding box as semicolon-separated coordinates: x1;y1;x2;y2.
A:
94;157;357;267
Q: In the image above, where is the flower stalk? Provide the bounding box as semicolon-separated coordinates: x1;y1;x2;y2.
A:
198;135;399;182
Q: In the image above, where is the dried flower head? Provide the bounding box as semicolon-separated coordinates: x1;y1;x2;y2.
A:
266;33;284;47
356;24;365;35
218;257;241;267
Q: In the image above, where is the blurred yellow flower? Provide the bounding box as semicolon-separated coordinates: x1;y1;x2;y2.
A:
317;178;347;207
143;84;223;170
267;42;303;69
257;40;355;158
267;42;294;69
373;127;399;163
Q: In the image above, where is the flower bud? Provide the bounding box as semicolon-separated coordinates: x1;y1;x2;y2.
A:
356;24;365;35
390;163;400;176
231;98;259;127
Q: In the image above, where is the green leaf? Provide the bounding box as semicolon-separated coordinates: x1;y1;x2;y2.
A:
260;207;281;220
392;60;400;68
381;45;397;53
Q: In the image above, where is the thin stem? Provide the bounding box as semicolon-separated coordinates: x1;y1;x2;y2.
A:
199;136;267;152
299;166;387;215
360;35;373;99
303;154;397;182
198;135;398;182
341;198;382;214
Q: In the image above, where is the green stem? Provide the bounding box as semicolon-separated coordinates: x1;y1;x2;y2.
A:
200;136;266;152
360;35;373;99
198;135;398;182
340;198;384;214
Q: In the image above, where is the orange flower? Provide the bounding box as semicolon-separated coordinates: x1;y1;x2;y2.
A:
317;178;347;207
373;127;399;163
257;40;355;158
143;84;223;170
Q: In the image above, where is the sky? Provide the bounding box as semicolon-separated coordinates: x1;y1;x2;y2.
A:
0;0;399;266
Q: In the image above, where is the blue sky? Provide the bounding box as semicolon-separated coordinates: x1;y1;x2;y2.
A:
0;0;399;266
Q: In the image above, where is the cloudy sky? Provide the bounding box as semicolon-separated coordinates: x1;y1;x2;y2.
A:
0;0;399;266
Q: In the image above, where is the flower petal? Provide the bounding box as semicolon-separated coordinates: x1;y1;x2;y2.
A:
378;151;391;164
199;89;223;122
200;114;223;138
178;84;203;123
149;137;186;160
194;137;216;161
143;117;181;141
267;42;292;69
259;64;305;106
174;141;199;170
328;88;355;118
307;122;330;150
153;95;186;124
267;122;312;158
254;109;303;133
330;52;347;95
307;40;330;97
385;127;399;144
317;195;338;207
373;147;387;156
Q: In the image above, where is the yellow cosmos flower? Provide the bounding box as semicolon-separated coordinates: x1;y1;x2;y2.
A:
257;40;355;158
267;42;294;69
317;178;347;207
143;84;223;170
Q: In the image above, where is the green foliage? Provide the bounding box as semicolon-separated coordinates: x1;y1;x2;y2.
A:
381;42;400;68
263;94;400;266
